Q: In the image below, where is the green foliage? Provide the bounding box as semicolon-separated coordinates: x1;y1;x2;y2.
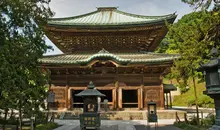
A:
201;114;215;127
173;81;214;107
174;113;215;129
174;122;206;130
0;0;53;127
158;11;220;92
181;0;213;10
36;123;58;130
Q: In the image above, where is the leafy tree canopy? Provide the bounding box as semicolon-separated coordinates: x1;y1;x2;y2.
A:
158;11;220;92
0;0;53;128
182;0;219;10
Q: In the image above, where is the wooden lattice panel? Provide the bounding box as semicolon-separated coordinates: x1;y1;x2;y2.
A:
47;29;161;53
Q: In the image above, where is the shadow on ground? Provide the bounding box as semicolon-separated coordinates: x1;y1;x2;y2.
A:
134;125;182;130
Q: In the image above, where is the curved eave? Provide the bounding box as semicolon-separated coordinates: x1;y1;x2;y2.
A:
39;57;178;66
46;15;176;29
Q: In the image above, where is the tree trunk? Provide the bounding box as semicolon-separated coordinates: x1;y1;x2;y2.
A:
193;76;199;125
46;102;49;123
19;107;22;130
10;109;14;119
2;109;8;130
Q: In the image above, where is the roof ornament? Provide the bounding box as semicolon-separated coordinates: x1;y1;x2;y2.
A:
210;47;218;58
88;81;95;89
98;48;110;54
97;7;118;11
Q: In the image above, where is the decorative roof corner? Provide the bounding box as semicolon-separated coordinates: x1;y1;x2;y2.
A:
98;48;110;54
78;49;131;65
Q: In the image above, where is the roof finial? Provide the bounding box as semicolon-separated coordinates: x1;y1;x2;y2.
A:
98;48;110;54
88;81;95;89
210;47;218;58
97;7;118;11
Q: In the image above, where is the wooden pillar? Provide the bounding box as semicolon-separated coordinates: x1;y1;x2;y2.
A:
115;81;119;109
166;93;168;109
68;88;72;110
169;91;172;108
115;67;119;110
138;88;142;109
140;86;143;109
160;79;165;109
65;85;69;110
141;74;144;109
118;88;122;109
112;88;116;109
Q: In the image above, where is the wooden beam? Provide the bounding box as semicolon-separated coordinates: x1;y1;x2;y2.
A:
119;87;140;90
96;87;115;90
69;87;87;90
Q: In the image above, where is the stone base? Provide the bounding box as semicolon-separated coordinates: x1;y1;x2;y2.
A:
208;125;220;130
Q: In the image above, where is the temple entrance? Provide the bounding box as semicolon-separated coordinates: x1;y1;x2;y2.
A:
71;90;83;108
98;90;113;109
98;90;112;102
122;90;138;108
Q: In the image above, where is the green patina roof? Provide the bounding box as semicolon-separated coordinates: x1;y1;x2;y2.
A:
163;84;177;91
39;49;179;65
48;7;176;26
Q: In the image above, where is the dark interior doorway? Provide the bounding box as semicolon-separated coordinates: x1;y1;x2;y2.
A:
72;90;83;108
122;90;138;108
98;90;112;102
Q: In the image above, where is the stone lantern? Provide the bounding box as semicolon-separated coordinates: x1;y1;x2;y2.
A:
198;47;220;130
147;101;158;123
75;81;105;130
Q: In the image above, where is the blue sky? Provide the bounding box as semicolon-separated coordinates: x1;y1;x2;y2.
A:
45;0;194;55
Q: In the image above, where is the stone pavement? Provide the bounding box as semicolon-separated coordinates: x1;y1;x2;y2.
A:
53;119;182;130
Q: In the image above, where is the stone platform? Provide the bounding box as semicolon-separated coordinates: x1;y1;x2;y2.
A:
53;120;182;130
50;109;186;120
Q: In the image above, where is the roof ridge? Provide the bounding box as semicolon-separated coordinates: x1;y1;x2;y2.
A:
48;10;99;21
48;7;177;22
115;9;176;19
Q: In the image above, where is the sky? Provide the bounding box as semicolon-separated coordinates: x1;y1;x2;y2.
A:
45;0;194;55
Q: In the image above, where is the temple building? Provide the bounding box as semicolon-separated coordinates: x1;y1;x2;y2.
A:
39;7;179;110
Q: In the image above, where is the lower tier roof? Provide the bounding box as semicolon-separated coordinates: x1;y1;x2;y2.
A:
39;49;179;66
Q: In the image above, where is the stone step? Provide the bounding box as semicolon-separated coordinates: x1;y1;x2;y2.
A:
58;110;186;120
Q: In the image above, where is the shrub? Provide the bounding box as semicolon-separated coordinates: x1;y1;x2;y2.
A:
36;122;58;130
201;113;215;127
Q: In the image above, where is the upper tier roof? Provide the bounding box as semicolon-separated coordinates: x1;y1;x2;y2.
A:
48;7;176;26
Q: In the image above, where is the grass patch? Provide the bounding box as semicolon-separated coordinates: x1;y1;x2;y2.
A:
36;122;58;130
0;122;58;130
174;122;207;130
172;81;214;108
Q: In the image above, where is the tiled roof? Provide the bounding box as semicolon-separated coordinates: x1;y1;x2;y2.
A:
39;49;179;65
48;7;176;26
163;84;177;91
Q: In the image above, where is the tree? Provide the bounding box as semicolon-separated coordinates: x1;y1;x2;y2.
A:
157;10;220;125
182;0;217;10
0;0;53;129
161;11;220;91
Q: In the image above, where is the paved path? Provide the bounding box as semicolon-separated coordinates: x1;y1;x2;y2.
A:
53;120;182;130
